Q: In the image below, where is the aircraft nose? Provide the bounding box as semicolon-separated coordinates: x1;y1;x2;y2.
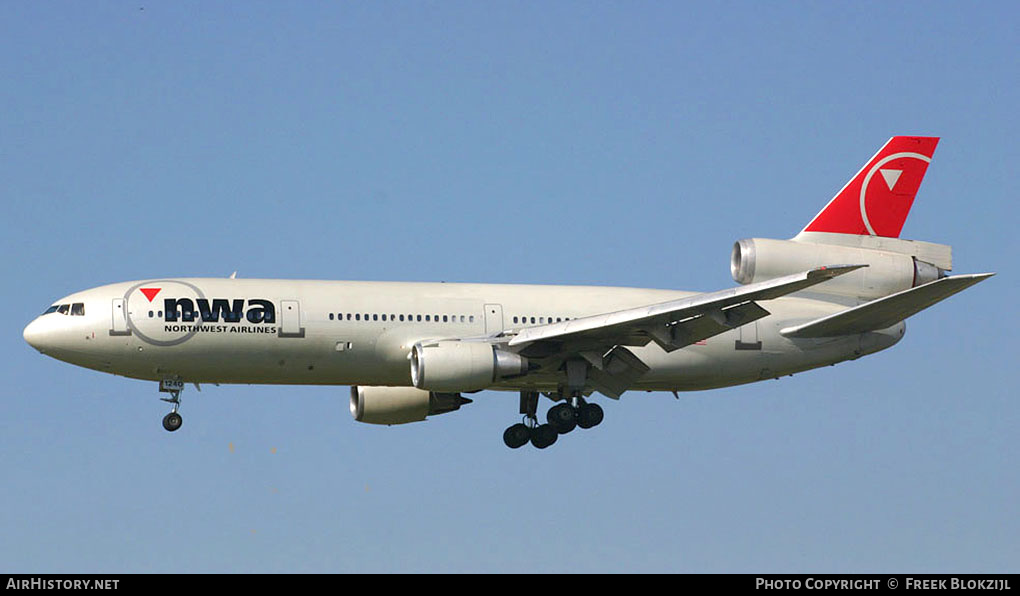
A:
23;318;48;352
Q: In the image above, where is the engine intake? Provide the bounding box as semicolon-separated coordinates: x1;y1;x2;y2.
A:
349;385;471;425
410;341;528;392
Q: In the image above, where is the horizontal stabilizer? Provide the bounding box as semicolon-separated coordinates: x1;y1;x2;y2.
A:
780;273;994;338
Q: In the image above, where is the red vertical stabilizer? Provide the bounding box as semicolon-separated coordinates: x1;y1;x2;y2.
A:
803;136;939;238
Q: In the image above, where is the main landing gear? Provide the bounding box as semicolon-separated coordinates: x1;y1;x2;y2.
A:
503;391;604;449
159;379;185;432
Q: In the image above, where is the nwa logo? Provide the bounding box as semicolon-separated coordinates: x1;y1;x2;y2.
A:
138;286;275;323
162;298;275;324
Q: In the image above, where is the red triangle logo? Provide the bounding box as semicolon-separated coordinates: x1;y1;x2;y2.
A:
140;288;161;302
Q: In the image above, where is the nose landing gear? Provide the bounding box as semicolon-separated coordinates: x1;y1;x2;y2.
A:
159;378;185;432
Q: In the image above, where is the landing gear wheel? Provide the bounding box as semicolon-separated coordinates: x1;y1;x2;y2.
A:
530;424;558;449
577;402;604;429
162;412;183;432
547;403;577;434
503;423;531;449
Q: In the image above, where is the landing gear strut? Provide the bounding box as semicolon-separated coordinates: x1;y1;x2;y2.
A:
159;379;184;432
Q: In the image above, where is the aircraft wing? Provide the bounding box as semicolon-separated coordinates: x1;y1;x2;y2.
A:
508;265;864;353
499;265;863;398
779;272;994;338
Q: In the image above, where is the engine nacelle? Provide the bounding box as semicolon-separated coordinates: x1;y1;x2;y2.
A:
410;340;528;392
349;385;471;425
731;237;946;299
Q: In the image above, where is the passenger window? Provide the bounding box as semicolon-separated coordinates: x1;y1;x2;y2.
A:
425;315;431;322
329;313;334;321
381;314;387;321
356;314;361;321
442;315;448;323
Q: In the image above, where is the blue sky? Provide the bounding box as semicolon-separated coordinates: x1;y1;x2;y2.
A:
1;2;1016;572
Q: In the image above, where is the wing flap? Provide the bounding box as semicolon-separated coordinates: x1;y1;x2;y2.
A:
780;273;994;338
647;301;770;352
587;346;652;399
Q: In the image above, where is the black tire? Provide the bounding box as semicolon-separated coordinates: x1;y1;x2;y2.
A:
503;423;531;449
530;424;558;449
162;412;183;432
576;402;604;429
547;403;577;434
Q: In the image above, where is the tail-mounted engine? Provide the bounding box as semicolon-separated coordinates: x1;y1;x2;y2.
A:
731;237;949;299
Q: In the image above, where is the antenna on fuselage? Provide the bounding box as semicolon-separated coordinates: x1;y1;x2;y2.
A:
229;271;237;279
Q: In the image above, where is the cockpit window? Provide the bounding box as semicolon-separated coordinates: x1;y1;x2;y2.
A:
43;303;80;315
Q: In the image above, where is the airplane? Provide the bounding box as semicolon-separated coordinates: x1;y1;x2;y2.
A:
23;136;992;449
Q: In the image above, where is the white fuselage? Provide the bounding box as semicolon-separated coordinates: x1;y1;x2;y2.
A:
22;277;903;395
